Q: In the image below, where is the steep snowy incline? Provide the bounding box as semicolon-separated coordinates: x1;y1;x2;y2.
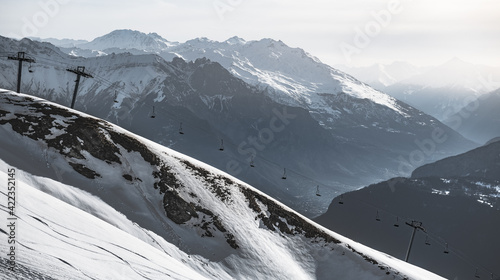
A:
0;158;215;280
0;90;444;279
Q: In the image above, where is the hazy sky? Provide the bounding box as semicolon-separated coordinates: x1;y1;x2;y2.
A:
2;0;499;67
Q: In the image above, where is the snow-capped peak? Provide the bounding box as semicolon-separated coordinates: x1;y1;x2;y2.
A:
79;29;178;52
224;36;246;45
58;30;407;119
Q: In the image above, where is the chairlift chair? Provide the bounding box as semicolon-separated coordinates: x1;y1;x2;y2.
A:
219;139;224;151
443;243;449;254
316;185;321;197
179;122;184;135
28;63;34;73
425;235;431;245
338;194;344;204
393;217;400;227
375;210;381;221
150;106;156;118
281;168;287;180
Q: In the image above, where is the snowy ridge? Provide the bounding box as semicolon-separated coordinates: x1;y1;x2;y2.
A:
0;90;444;279
58;30;407;118
79;29;179;52
163;36;407;116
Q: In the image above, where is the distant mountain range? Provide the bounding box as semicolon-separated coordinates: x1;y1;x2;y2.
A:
45;31;500;144
0;31;477;216
442;88;500;144
337;58;500;122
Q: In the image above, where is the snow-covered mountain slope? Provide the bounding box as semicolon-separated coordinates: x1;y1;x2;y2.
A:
42;30;500;123
0;35;477;217
75;30;405;118
0;90;444;279
0;158;213;280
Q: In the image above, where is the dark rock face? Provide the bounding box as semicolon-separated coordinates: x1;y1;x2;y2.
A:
163;189;199;224
0;96;121;177
240;186;340;244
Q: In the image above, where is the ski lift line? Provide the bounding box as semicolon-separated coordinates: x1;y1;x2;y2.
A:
0;59;444;193
46;66;345;194
4;55;488;212
2;54;338;194
30;55;76;69
354;197;416;224
252;153;344;193
423;230;498;278
356;195;499;278
12;53;495;267
5;54;498;278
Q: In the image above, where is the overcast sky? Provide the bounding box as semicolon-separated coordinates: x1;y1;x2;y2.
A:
2;0;499;67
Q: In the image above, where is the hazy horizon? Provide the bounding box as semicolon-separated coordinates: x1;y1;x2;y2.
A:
2;0;500;67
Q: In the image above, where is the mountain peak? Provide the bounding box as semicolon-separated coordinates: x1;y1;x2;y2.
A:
224;36;246;45
81;29;174;51
440;57;472;68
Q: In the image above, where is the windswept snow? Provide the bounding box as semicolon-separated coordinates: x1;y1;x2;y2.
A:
0;159;214;280
0;90;445;280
